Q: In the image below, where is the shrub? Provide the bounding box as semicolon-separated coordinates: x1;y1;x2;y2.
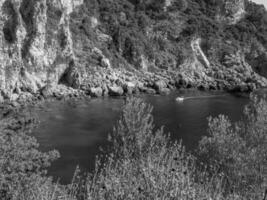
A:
86;98;223;200
0;107;61;200
86;96;266;199
199;95;267;198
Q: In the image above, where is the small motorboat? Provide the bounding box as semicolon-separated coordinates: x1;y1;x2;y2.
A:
176;96;185;102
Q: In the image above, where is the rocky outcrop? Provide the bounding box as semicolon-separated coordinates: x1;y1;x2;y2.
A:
40;83;83;100
92;47;112;69
0;0;83;101
191;38;210;68
175;38;267;92
60;61;81;89
154;80;169;94
108;86;124;96
89;87;103;97
217;0;246;24
224;0;245;24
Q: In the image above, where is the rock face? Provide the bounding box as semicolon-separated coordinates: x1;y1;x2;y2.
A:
217;0;246;24
191;38;210;68
0;0;83;100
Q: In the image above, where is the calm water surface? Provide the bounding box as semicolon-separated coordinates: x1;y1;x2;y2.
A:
33;91;249;183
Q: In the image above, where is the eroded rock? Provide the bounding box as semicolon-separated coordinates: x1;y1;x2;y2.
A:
108;86;124;96
154;80;167;93
90;87;103;97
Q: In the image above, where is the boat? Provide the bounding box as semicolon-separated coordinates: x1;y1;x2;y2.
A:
176;96;185;102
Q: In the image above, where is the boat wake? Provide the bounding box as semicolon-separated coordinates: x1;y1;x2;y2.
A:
176;94;227;102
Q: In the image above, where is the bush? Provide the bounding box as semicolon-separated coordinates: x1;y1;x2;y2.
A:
86;97;267;199
86;98;224;200
199;95;267;198
0;107;61;200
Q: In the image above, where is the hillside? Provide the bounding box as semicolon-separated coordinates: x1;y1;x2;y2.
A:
0;0;267;102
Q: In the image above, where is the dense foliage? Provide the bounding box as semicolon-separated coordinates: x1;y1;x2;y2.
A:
71;0;267;71
0;107;60;200
199;95;267;198
86;98;220;199
85;96;267;200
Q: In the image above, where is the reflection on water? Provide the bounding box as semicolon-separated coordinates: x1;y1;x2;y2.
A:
33;91;249;183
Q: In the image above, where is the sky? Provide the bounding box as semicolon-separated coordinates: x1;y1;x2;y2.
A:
252;0;267;8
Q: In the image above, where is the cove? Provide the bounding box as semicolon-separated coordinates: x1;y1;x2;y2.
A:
32;91;250;184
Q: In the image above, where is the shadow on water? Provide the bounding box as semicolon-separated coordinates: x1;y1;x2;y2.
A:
32;91;250;184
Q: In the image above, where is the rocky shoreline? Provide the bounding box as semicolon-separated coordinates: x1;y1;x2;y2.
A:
0;63;266;108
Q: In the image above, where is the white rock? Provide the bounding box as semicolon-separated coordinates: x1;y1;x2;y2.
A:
101;57;111;68
91;17;98;28
90;87;103;97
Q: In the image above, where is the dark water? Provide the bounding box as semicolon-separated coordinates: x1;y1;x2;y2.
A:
33;91;249;184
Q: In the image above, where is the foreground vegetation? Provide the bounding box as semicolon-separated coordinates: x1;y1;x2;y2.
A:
0;95;266;199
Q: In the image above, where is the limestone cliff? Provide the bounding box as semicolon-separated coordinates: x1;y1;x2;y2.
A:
0;0;83;101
